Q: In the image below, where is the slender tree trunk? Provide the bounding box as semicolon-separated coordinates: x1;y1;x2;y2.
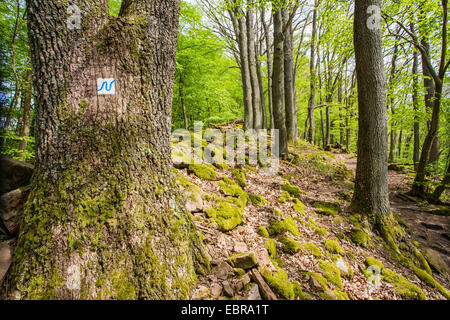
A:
282;7;297;144
338;78;344;146
351;0;390;217
3;0;207;300
429;152;450;203
236;8;253;130
272;5;288;158
247;7;261;129
18;68;32;160
307;0;318;143
412;26;420;170
256;53;267;129
388;41;398;163
179;73;188;130
261;7;274;130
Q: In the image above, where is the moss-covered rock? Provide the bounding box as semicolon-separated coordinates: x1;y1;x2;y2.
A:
189;164;218;180
364;256;384;271
350;228;370;247
312;201;341;216
257;226;269;238
292;198;306;215
265;239;277;258
333;289;350;300
381;268;427;300
281;183;304;198
325;240;344;255
268;215;300;237
280;237;302;254
231;168;246;188
249;193;267;206
205;200;244;232
303;242;322;258
262;268;295;300
318;260;343;289
228;252;258;269
306;272;329;291
278;191;291;203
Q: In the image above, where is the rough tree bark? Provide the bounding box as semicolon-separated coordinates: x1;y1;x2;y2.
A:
351;0;390;218
2;0;208;300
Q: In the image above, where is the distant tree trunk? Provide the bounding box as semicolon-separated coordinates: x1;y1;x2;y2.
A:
421;39;440;165
179;73;188;130
338;78;344;146
236;7;253;130
18;68;32;160
307;0;318;143
428;152;450;203
272;5;288;158
320;110;325;148
2;0;207;300
351;0;390;217
261;7;274;130
282;7;297;144
397;124;402;159
411;25;420;170
411;0;448;196
388;41;399;163
256;53;267;129
247;7;261;129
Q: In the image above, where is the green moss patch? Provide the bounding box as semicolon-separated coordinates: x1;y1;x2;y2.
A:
413;266;449;299
280;237;302;254
249;193;268;206
318;260;343;289
281;183;304;198
257;226;269;238
265;239;277;258
189;164;218;180
278;191;291;203
205;200;244;232
268;215;300;237
312;201;341;216
381;268;427;300
350;228;370;247
262;269;295;300
292;198;306;214
231;168;246;187
303;242;322;258
325;240;344;255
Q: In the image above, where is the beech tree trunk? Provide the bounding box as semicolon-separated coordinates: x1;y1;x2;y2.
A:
351;0;390;216
2;0;207;300
282;8;297;144
411;27;420;170
237;8;253;130
272;6;288;158
261;7;274;130
247;7;262;129
18;68;32;160
307;0;318;143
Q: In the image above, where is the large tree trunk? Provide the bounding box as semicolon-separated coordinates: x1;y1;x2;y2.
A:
351;0;390;217
256;53;267;129
282;8;297;144
272;6;288;158
307;0;318;143
247;7;262;129
2;0;207;300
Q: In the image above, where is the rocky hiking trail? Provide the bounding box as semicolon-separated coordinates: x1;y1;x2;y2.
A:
0;139;449;300
179;140;449;300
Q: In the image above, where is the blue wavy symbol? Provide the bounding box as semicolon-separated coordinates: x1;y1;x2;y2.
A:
97;79;116;92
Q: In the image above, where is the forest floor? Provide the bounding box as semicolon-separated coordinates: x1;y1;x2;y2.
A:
177;138;450;300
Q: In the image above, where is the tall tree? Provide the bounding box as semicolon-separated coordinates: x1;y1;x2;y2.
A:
247;6;262;129
272;2;288;158
307;0;319;143
3;0;207;299
351;0;390;219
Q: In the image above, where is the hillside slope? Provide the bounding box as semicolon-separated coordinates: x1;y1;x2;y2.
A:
175;138;449;300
